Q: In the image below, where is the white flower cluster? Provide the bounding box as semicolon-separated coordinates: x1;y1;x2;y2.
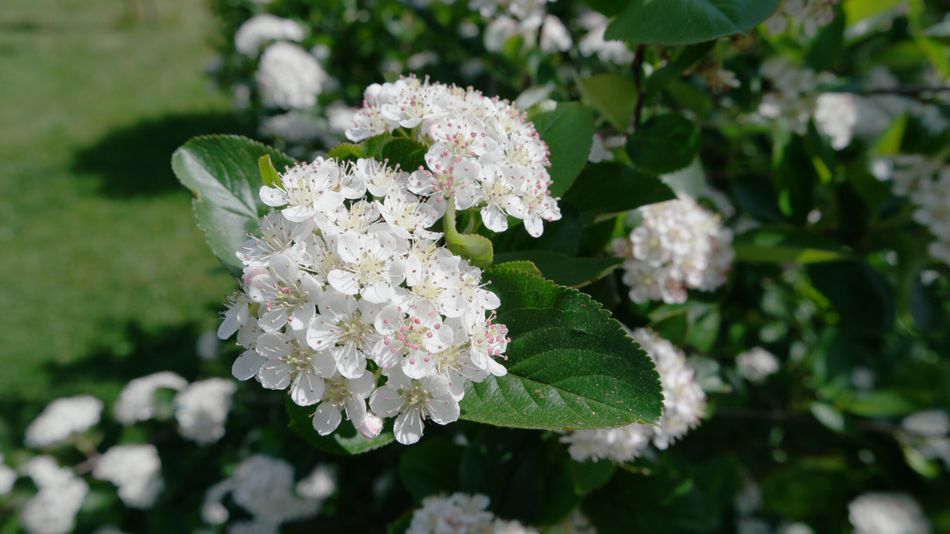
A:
765;0;840;38
202;455;333;533
472;0;571;55
234;14;305;56
93;444;164;509
561;328;706;462
218;155;512;445
24;395;103;448
0;454;14;496
847;492;930;534
256;41;328;110
345;77;561;237
757;58;833;135
901;409;950;469
20;456;89;534
578;12;633;65
614;196;734;304
113;372;236;445
872;155;950;266
736;347;781;383
408;493;537;534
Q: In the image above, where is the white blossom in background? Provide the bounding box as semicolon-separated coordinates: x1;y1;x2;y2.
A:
93;444;164;509
296;465;337;500
24;395;103;448
173;378;236;444
901;410;950;468
588;133;625;163
872;156;950;267
256;42;327;110
346;76;560;237
219;155;514;445
200;455;329;532
847;492;930;534
614;195;734;304
20;456;89;534
407;493;537;534
539;15;572;53
765;0;840;38
578;12;634;64
756;58;831;135
234;14;305;56
561;328;706;461
736;347;781;383
0;454;15;496
114;371;188;425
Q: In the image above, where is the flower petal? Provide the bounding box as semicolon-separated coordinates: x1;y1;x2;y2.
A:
312;403;342;436
394;409;424;445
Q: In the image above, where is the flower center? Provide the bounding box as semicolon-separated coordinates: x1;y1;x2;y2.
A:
400;382;432;409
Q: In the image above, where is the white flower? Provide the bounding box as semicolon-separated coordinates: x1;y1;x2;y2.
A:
561;328;706;460
408;493;496;534
173;378;236;444
578;12;633;64
20;457;88;534
234;14;305;56
902;410;949;437
114;371;188;425
616;195;734;304
588;134;625;163
25;395;103;448
736;347;781;383
0;454;15;496
346;77;560;236
296;465;336;500
765;0;840;39
256;42;327;110
848;492;930;534
93;444;163;509
370;368;460;444
310;372;376;436
201;455;328;530
539;15;571;53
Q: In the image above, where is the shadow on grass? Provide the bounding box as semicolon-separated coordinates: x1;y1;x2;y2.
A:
72;111;255;197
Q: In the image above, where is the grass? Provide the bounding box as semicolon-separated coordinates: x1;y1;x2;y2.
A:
0;0;247;405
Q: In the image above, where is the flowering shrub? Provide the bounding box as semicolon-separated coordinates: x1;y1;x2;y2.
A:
3;0;950;533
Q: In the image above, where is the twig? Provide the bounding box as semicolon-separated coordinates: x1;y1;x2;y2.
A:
631;45;647;131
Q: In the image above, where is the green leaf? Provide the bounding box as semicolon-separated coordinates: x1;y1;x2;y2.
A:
399;438;462;501
734;227;849;264
840;390;917;417
531;103;595;196
258;154;280;187
286;398;395;455
171;135;296;274
775;133;819;226
808;260;895;335
444;203;493;268
381;137;428;171
569;460;616;495
577;74;637;131
563;163;676;222
644;42;717;98
626;114;700;175
605;0;781;45
494;250;623;288
459;264;663;430
326;142;368;163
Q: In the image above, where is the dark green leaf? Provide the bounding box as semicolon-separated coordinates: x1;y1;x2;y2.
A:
171;135;296;274
605;0;781;45
286;398;395;455
459;264;663;429
569;460;616;495
563;162;676;222
494;250;623;288
399;438;462;501
734;227;849;264
577;74;637;131
381;138;427;172
626;114;700;175
808;260;895;334
326;142;368;163
531;103;595;196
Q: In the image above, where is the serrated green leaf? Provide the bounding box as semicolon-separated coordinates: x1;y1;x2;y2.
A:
286;397;395;455
605;0;781;45
577;74;637;131
563;162;676;222
459;265;662;430
531;103;595;196
494;250;622;288
382;137;427;172
627;114;700;175
171;135;296;274
326;143;368;162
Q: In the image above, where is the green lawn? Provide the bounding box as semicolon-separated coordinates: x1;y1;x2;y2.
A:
0;0;245;404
